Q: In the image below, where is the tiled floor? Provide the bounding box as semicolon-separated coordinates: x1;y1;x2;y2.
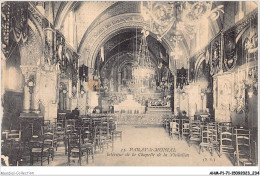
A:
33;125;233;166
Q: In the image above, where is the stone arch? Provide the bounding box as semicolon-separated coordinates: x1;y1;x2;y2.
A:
78;13;190;69
19;16;44;66
194;52;206;80
54;1;79;30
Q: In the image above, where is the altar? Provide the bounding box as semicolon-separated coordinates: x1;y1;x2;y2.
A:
115;113;172;126
114;94;146;114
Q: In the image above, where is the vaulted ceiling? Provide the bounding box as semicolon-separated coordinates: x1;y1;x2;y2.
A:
53;1;227;70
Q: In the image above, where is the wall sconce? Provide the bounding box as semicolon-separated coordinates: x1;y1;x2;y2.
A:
28;80;34;87
27;76;35;94
27;75;36;112
80;89;85;95
200;90;206;112
181;91;186;100
248;88;253;98
80;85;85;97
72;84;77;97
62;89;67;94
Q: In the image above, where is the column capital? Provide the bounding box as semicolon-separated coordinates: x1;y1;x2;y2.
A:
20;65;38;80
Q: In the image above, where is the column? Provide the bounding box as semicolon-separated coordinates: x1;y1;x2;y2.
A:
32;69;40;112
1;52;6;117
21;67;31;113
118;72;121;92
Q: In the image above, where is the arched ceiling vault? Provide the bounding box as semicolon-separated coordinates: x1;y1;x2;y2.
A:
55;1;223;69
54;1;79;29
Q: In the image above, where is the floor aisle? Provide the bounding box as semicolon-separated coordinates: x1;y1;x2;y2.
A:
39;125;233;166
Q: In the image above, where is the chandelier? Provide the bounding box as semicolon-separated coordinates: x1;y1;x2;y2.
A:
141;1;224;39
132;30;155;81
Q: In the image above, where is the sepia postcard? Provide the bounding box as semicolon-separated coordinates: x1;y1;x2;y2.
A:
1;1;259;175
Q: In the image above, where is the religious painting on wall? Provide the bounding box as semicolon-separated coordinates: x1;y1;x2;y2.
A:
224;11;258;71
231;70;247;114
210;33;222;75
242;16;258;63
215;74;233;122
224;29;237;71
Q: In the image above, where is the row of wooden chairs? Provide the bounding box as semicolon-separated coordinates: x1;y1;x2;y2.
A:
52;116;121;165
163;118;257;166
1;117;122;166
1;130;22;166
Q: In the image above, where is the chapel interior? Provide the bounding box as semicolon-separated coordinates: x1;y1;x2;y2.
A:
1;1;258;166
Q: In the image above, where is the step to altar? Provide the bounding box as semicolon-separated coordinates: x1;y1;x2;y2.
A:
115;113;172;125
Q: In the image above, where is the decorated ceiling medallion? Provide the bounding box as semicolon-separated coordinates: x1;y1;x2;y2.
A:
141;1;176;39
224;31;237;71
141;1;224;40
210;34;221;76
181;2;212;26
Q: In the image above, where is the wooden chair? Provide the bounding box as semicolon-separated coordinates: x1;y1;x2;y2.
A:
111;120;122;141
43;120;51;129
2;130;9;142
64;119;76;154
169;119;181;139
164;118;171;134
29;136;50;166
208;122;219;155
65;119;76;135
67;131;83;166
219;125;234;157
81;128;95;164
54;120;65;151
188;120;201;147
1;130;9;158
81;119;92;144
98;118;114;152
42;126;56;161
217;122;232;135
181;119;190;140
234;128;254;166
199;125;213;155
5;130;22;166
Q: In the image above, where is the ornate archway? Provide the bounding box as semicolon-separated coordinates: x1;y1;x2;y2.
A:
78;13;190;69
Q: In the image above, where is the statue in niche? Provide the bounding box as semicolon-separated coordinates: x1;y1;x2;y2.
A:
224;31;237;71
244;34;258;61
210;40;221;75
